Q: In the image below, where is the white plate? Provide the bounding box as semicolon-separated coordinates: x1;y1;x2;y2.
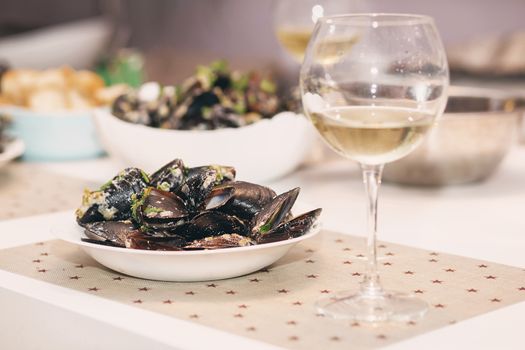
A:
0;18;111;69
55;203;321;282
0;138;25;168
93;109;317;182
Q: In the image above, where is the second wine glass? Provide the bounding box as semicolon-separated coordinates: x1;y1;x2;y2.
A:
300;13;449;322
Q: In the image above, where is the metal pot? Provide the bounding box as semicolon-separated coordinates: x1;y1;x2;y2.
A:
383;86;522;186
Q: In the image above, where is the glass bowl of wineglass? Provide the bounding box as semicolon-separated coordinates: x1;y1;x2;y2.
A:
300;13;449;322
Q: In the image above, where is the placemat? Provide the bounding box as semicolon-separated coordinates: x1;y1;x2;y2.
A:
0;163;94;220
0;231;523;349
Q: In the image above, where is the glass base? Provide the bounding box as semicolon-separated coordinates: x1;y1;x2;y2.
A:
316;290;428;323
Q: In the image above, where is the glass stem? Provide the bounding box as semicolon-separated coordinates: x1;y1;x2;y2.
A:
360;163;384;296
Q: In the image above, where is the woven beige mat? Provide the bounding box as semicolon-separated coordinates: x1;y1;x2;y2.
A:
0;163;95;220
0;231;523;349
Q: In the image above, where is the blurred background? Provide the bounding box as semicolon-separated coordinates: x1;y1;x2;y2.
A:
1;0;524;183
2;0;525;87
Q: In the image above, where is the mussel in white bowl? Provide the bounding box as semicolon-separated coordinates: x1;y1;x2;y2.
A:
93;61;316;182
64;158;322;281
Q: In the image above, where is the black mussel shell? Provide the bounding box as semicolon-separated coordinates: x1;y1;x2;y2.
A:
176;165;234;211
251;187;300;236
125;232;186;251
150;158;186;192
185;211;248;240
205;181;276;220
184;234;255;250
132;187;189;232
76;168;149;224
83;220;140;247
254;208;321;244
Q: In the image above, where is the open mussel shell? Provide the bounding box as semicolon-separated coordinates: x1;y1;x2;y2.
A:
82;220;140;248
125;233;186;251
177;166;224;212
251;187;300;235
184;234;255;250
204;181;276;220
76;168;149;224
132;187;189;232
254;208;322;245
150;158;186;192
185;211;248;240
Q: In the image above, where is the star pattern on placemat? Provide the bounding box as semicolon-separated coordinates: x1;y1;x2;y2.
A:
1;232;525;350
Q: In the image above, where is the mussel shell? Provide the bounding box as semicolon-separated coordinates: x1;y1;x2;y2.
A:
83;220;139;247
177;167;218;211
176;165;235;212
132;188;189;232
150;159;186;192
185;211;248;240
184;234;255;250
77;168;149;224
205;181;276;220
251;187;300;235
125;232;186;251
254;208;321;244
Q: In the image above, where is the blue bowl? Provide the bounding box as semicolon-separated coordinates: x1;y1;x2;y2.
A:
1;107;105;161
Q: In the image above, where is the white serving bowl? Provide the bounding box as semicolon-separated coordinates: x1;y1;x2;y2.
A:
57;202;321;282
0;18;111;69
93;109;316;182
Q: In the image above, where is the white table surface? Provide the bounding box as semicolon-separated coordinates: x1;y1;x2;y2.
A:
1;146;524;350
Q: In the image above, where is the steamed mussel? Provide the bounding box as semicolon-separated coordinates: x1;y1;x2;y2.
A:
76;158;321;251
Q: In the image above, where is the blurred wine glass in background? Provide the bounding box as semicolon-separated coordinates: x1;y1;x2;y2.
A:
273;0;368;64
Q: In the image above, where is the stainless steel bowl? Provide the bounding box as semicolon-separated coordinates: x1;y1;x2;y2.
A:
383;86;522;186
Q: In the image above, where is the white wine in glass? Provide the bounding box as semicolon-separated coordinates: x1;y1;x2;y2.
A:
310;106;435;165
301;14;449;322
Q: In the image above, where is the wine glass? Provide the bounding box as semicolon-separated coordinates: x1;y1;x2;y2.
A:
300;14;449;322
274;0;367;63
